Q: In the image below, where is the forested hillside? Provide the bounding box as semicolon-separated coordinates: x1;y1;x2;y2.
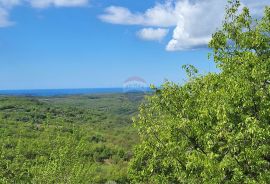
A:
0;93;144;183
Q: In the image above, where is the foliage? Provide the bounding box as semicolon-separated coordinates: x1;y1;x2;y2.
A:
0;93;144;183
129;1;270;183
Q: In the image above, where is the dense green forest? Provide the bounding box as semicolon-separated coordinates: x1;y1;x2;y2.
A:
0;93;144;183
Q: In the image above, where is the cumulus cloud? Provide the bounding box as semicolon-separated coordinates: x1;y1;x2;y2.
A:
100;0;268;51
166;0;227;51
137;28;169;41
99;2;178;27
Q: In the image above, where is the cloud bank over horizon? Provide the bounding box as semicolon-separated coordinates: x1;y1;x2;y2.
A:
100;0;269;51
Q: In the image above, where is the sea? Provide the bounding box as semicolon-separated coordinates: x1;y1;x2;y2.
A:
0;88;126;96
0;88;151;97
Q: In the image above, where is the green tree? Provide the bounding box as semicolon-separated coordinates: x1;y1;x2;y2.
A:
129;1;270;183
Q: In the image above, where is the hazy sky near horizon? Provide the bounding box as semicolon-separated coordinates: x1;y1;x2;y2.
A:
0;0;268;90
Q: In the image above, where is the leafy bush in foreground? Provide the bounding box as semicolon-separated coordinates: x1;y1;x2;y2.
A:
129;1;270;183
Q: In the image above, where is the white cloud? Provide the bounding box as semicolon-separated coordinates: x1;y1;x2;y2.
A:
100;0;268;51
99;2;178;27
0;8;13;27
0;0;21;8
166;0;227;51
29;0;89;9
137;28;169;41
0;0;21;27
0;0;89;27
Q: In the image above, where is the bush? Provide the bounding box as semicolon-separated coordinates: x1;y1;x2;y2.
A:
129;1;270;183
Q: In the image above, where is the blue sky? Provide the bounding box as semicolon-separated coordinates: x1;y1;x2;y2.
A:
0;0;268;90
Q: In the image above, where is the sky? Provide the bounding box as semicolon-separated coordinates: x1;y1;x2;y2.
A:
0;0;268;90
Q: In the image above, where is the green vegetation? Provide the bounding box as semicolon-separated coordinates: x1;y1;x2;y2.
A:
0;93;144;183
129;1;270;183
1;1;269;183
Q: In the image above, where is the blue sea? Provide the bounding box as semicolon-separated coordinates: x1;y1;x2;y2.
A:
0;88;127;96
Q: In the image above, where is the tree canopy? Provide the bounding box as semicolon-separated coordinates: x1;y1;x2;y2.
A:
129;1;270;183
